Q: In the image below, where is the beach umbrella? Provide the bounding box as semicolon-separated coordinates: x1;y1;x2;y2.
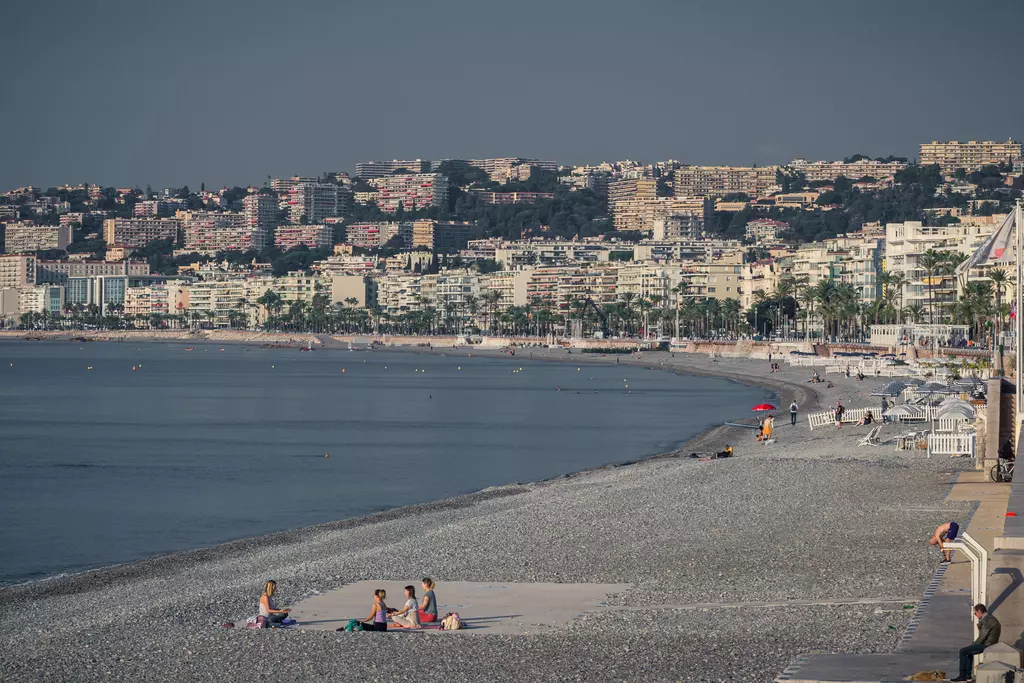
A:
904;378;926;386
872;380;908;397
886;405;923;418
938;405;974;419
752;403;777;412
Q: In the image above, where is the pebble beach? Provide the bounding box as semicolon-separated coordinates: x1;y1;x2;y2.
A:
0;350;974;682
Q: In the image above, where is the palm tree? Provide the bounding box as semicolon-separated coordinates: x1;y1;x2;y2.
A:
904;304;925;324
481;290;502;335
618;292;637;336
672;280;691;339
988;268;1011;341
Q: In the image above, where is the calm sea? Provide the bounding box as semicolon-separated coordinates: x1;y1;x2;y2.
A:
0;341;770;585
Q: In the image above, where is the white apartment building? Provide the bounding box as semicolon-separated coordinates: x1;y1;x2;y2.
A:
481;269;532;308
242;194;278;250
17;285;64;315
345;222;414;250
315;254;379;275
787;158;907;182
612;197;709;233
919;140;1022;175
286;182;348;224
270;176;318;193
883;218;1006;320
673;166;781;197
615;263;679;303
0;255;37;288
102;218;181;248
178;211;258;252
355;160;431;178
467;157;557;183
376;274;429;316
274;224;333;250
744;219;788;243
369;174;449;213
3;223;72;253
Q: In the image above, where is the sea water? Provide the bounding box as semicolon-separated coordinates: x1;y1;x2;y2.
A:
0;341;770;585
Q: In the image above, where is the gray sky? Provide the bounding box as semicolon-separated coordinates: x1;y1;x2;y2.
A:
3;0;1022;191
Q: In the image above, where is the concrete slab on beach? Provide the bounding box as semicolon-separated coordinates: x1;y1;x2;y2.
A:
280;581;631;634
778;468;1023;682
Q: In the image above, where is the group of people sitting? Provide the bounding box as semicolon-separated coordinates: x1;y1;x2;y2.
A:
362;578;439;631
258;577;440;631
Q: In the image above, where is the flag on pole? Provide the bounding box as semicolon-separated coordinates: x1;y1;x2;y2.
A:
1011;300;1017;321
956;211;1016;275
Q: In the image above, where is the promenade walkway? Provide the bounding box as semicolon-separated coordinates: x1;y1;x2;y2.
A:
777;468;1022;682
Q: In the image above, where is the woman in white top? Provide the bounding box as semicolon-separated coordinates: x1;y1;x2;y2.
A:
389;585;421;628
259;580;289;626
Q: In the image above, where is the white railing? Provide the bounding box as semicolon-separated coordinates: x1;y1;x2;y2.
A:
807;406;878;429
927;432;976;457
936;416;971;433
807;410;835;429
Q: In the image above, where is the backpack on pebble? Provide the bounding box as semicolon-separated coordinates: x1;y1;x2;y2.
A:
343;619;364;632
440;612;463;630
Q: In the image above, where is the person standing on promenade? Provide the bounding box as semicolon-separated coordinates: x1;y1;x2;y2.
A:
950;604;1000;681
929;521;959;563
789;400;798;426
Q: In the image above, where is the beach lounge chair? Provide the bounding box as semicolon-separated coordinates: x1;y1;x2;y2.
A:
858;426;882;447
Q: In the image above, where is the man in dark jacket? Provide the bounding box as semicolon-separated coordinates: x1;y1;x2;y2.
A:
950;604;1001;681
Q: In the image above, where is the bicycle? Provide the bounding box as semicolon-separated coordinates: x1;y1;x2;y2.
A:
990;458;1015;483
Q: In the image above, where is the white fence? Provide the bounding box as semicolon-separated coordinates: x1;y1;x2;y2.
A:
936;416;971;433
807;406;878;429
927;432;976;457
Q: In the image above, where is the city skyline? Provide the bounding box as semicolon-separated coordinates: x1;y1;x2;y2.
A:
4;0;1023;190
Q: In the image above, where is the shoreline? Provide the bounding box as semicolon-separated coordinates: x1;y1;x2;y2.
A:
2;342;961;682
1;343;804;590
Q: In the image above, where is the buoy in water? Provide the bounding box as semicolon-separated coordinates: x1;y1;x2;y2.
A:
324;453;329;458
132;366;137;371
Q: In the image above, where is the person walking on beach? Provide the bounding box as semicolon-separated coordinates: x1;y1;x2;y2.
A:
789;400;798;425
834;401;844;429
259;580;290;627
929;521;959;563
950;604;1000;681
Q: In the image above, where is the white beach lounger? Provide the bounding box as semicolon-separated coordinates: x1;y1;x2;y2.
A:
858;426;882;447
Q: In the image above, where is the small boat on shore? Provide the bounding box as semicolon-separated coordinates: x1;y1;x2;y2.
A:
185;347;194;351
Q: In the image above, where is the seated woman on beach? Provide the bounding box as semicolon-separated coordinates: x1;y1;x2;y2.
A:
418;578;439;624
259;580;290;626
389;585;421;628
362;589;388;631
857;411;874;426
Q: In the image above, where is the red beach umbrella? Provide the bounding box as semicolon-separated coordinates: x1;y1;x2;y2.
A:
752;403;777;412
